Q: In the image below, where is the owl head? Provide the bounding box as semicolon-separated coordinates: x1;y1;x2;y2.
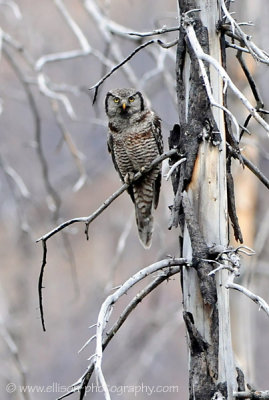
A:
105;88;145;118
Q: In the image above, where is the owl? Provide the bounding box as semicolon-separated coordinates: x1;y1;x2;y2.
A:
105;88;163;248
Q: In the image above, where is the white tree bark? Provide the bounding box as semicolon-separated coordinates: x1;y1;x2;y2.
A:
176;1;237;398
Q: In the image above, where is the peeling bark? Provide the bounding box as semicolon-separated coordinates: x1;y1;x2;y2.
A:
171;1;237;398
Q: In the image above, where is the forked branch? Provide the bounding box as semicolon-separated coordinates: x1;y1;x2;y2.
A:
37;149;181;331
57;259;187;400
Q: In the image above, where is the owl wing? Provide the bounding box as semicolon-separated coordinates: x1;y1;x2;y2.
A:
152;114;163;155
107;133;123;181
107;133;135;203
152;114;163;209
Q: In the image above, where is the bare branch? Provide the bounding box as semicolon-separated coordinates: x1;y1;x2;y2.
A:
36;149;178;331
54;0;90;52
128;25;180;37
37;73;76;120
90;39;155;103
38;240;47;332
226;278;269;318
241;155;269;190
2;45;61;218
228;145;269;190
221;0;269;64
37;148;177;243
0;154;30;198
184;20;269;137
83;0;140;90
0;0;22;19
61;260;186;400
233;391;269;399
90;38;177;103
94;259;187;400
50;100;87;192
164;157;186;181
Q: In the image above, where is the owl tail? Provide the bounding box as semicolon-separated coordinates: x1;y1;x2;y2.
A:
135;206;154;249
132;173;159;248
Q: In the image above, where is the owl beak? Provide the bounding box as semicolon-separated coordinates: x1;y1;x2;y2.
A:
122;103;126;111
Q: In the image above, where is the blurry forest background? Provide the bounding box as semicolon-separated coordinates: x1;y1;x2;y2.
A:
0;1;269;399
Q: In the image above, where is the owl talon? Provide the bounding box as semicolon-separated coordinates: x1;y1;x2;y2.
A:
124;172;135;184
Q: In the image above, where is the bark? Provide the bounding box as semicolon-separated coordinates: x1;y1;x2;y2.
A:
170;1;238;398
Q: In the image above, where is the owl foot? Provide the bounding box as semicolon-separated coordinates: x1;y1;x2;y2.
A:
124;172;135;184
140;166;146;173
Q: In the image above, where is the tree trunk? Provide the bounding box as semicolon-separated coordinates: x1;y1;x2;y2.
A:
170;1;237;398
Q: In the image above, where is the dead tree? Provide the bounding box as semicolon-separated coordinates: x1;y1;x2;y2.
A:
169;1;236;398
168;1;269;399
32;1;269;399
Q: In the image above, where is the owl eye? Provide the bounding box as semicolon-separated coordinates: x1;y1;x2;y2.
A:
128;96;135;103
113;97;120;103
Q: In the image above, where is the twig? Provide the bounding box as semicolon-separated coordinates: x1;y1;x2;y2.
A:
0;154;30;198
165;157;186;181
78;335;96;354
236;49;263;109
241;154;269;189
226;278;269;318
228;145;269;189
226;41;250;54
128;25;180;37
38;240;47;331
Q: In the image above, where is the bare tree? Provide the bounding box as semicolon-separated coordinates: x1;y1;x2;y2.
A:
1;1;269;399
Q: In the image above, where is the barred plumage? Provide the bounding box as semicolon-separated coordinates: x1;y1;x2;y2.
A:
105;88;163;248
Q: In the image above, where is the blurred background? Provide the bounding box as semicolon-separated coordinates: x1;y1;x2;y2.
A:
0;0;268;399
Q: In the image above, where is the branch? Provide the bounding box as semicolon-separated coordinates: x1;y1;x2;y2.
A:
54;0;90;52
90;39;177;103
241;154;269;190
37;73;76;120
36;149;178;331
228;145;269;190
164;157;186;181
50;100;87;192
128;25;180;37
234;391;269;399
2;45;61;218
184;20;269;138
226;281;269;317
59;259;187;400
221;0;269;64
0;0;22;19
0;154;30;198
83;0;140;90
90;40;155;103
